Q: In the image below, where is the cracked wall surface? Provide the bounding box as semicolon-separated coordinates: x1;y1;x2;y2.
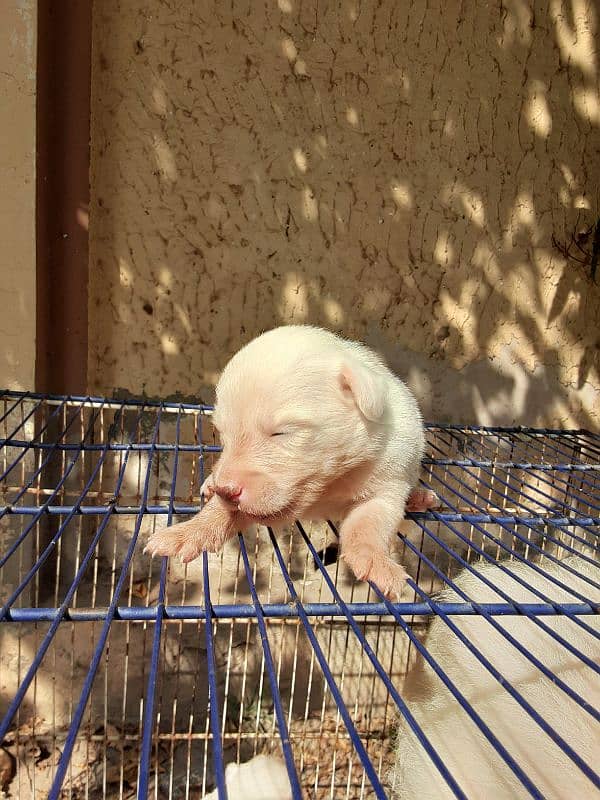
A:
0;1;36;391
89;0;600;427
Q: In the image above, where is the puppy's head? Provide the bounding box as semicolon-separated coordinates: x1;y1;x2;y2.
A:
209;327;389;522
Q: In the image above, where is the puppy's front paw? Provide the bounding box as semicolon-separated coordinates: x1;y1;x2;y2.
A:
144;506;235;563
144;527;191;559
144;525;206;563
343;546;409;601
405;488;439;513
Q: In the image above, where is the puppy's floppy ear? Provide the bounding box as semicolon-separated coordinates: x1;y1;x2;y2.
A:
339;360;387;421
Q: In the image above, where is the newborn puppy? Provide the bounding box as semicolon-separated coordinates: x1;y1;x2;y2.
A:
145;326;430;597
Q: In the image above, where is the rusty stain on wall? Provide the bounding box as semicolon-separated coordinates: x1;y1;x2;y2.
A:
89;1;600;426
0;1;36;391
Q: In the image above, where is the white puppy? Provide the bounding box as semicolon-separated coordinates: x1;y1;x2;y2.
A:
390;554;600;799
145;326;431;597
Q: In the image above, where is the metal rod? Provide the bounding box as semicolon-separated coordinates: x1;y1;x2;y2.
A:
137;407;184;798
46;405;164;799
0;600;595;622
203;551;228;799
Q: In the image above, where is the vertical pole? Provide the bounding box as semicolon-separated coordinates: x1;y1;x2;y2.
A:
36;0;92;395
35;1;94;597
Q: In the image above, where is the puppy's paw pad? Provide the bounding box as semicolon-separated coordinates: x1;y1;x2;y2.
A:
368;559;409;600
405;489;439;513
343;549;408;599
341;547;374;583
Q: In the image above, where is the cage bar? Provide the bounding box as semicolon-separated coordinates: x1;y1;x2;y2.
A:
0;391;598;799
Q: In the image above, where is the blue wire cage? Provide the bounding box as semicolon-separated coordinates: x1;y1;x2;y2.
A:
0;390;598;799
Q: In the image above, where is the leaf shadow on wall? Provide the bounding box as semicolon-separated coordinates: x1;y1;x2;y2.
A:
89;0;600;429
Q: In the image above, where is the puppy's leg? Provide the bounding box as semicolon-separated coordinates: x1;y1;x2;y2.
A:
144;496;243;563
339;490;411;600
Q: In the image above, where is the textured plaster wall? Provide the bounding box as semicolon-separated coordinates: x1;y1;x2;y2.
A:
89;0;600;427
0;1;36;391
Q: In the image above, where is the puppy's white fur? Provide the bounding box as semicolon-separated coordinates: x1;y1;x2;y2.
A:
145;325;428;597
204;754;292;800
390;554;600;799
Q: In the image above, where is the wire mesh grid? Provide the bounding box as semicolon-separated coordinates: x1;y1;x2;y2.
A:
0;390;598;799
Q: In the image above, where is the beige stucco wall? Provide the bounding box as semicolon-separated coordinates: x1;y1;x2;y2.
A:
0;1;37;391
89;1;599;427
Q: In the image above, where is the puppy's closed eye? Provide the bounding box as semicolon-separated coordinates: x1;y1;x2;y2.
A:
269;422;313;438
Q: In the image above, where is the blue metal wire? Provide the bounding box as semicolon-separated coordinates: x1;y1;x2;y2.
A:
238;533;303;799
423;418;600;438
0;396;44;445
4;505;598;527
294;522;468;799
2;389;596;438
320;525;548;800
46;404;164;800
419;470;600;640
424;432;600;558
421;450;600;597
137;406;183;799
439;424;600;500
0;439;220;453
0;397;69;486
267;527;389;800
0;392;598;800
0;403;134;743
510;426;600;463
365;499;600;786
437;425;600;509
3;599;593;622
433;422;574;464
408;576;600;789
408;516;600;714
0;392;32;425
0;401;108;609
419;510;600;672
0;420;74;504
0;388;212;411
431;434;600;557
203;551;228;800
